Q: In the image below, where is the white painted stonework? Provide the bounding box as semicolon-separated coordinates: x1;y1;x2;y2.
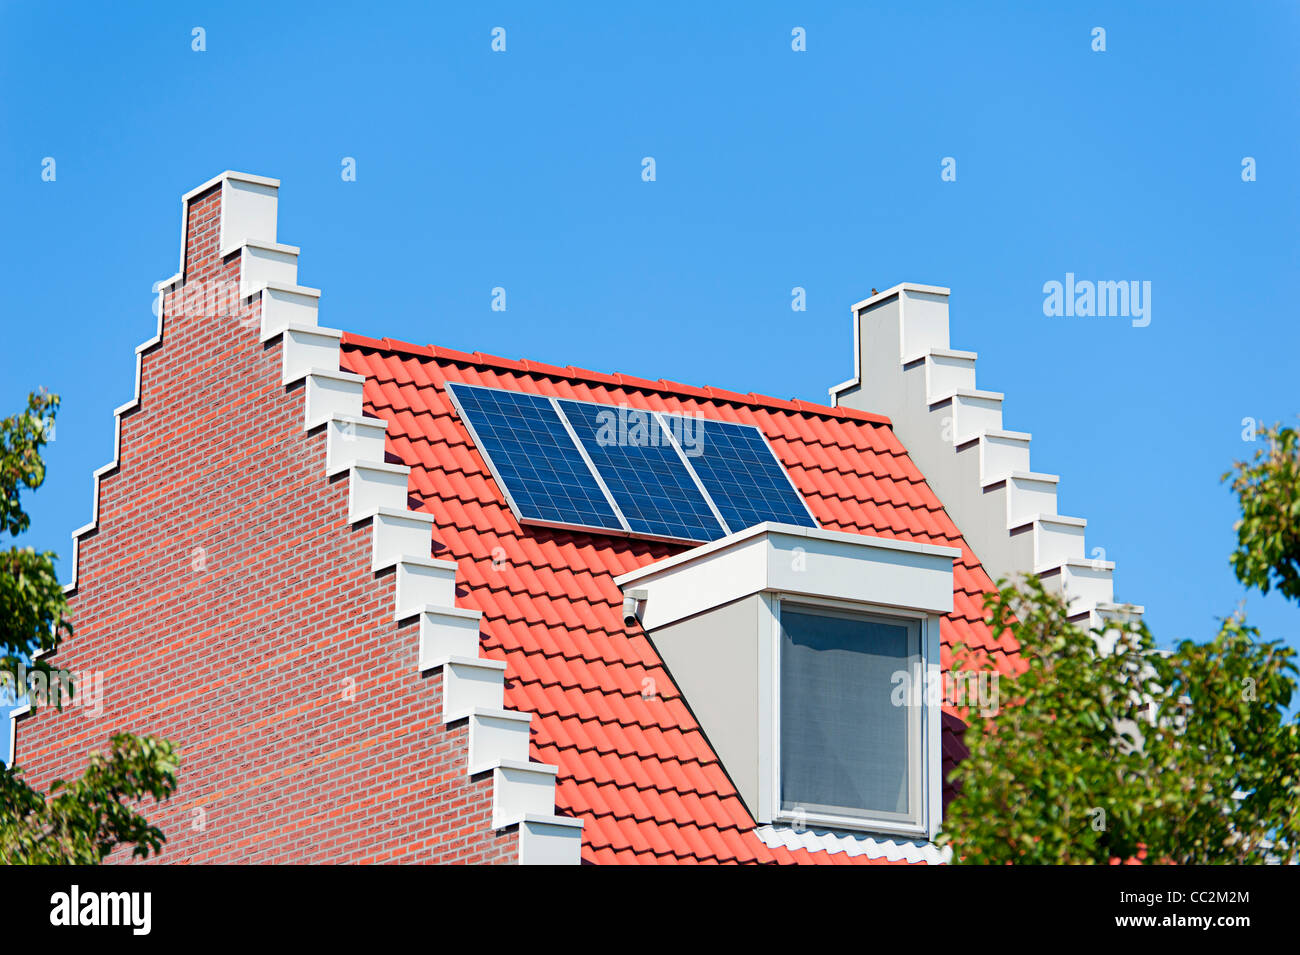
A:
830;283;1143;632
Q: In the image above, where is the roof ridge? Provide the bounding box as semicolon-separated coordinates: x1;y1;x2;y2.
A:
338;331;893;427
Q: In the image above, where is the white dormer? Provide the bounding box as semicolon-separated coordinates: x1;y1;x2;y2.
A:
615;523;958;840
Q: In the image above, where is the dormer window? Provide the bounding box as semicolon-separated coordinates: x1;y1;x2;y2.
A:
615;523;953;841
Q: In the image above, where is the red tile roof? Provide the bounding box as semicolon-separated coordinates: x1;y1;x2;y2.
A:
340;333;1018;864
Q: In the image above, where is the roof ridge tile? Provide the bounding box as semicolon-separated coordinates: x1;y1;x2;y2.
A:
342;332;895;424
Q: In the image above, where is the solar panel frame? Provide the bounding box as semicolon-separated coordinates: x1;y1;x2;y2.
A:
445;382;629;535
557;398;726;543
667;413;820;535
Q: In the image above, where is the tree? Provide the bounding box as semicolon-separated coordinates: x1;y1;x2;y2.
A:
1224;421;1300;601
939;420;1300;864
1;390;178;864
938;580;1299;864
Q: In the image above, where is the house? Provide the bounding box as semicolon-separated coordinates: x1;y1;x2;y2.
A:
12;172;1138;864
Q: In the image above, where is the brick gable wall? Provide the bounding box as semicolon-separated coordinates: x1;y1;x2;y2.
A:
15;185;516;863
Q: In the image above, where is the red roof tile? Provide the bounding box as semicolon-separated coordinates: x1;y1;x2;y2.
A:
339;334;1017;864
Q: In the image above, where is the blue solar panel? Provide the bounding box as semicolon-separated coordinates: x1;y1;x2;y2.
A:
681;416;817;533
446;383;623;531
558;400;725;542
448;382;816;543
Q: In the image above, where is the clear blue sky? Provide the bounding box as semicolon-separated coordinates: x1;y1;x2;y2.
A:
2;2;1298;760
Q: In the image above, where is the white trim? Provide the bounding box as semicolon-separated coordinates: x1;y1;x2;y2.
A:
63;276;172;594
756;592;778;823
754;824;950;864
6;702;30;766
253;280;321;298
617;524;957;632
177;171;281;274
616;521;960;585
848;282;951;314
830;283;952;405
236;238;300;256
68;174;276;592
836;279;1140;628
181;170;280;203
229;196;578;861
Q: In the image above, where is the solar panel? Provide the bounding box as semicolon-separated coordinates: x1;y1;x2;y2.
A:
446;383;623;531
682;416;818;533
557;399;725;542
446;382;817;543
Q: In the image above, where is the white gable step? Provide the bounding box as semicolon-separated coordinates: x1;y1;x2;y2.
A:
325;413;388;476
913;348;977;404
1073;602;1146;652
1095;600;1145;621
1010;513;1086;570
440;656;508;723
348;461;412;523
970;428;1032;485
281;324;344;384
371;506;436;570
885;284;954;361
1070;601;1145;629
304;368;365;430
467;709;533;775
518;813;585;865
987;471;1059;527
1040;559;1115;616
932;389;1004;444
417;604;483;667
238;240;299;298
258;282;321;341
216;174;280;256
488;759;560;829
395;556;459;620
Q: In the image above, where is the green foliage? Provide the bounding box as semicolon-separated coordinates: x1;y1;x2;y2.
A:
1224;422;1300;600
1;733;179;864
939;579;1300;864
1142;615;1300;862
0;391;64;683
1;390;178;864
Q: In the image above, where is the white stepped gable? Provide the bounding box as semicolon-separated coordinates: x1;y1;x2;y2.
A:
259;283;322;341
68;171;582;865
66;174;293;594
250;174;584;864
830;283;1142;630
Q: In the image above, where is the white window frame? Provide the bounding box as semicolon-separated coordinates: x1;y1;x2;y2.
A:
759;593;942;840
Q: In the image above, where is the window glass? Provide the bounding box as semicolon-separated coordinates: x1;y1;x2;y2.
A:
779;606;916;820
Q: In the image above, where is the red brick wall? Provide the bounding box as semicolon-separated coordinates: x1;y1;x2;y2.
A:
15;185;517;864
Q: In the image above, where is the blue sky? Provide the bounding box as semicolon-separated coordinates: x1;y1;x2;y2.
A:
2;2;1298;760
